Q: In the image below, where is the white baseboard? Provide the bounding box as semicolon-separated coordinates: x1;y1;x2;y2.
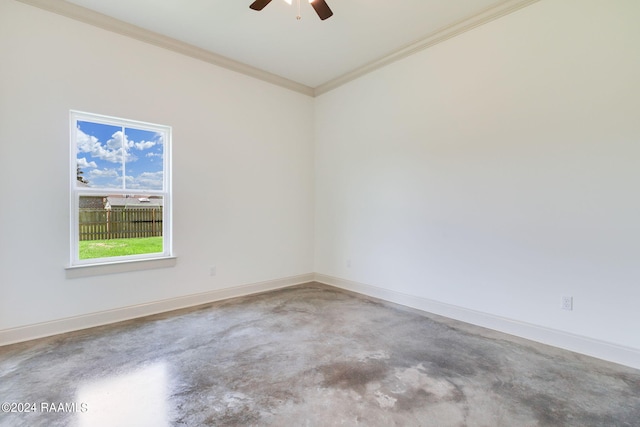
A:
0;273;315;347
315;273;640;370
4;272;639;371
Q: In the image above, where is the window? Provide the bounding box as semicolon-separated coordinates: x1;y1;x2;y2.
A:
70;111;172;267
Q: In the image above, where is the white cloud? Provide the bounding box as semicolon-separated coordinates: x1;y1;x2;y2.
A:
107;131;124;150
76;128;136;164
127;171;163;190
134;140;156;150
89;168;119;178
77;157;97;169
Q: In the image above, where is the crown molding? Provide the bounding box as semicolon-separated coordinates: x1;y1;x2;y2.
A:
16;0;539;98
14;0;315;97
313;0;541;96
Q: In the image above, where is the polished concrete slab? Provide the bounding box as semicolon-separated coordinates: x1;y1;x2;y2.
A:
1;283;639;426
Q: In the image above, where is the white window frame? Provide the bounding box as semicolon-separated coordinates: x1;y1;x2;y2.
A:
69;110;173;268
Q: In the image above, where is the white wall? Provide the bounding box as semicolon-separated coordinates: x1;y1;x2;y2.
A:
315;0;640;352
0;0;314;331
2;0;640;367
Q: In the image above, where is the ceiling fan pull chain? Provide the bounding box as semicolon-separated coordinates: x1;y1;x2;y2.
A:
296;0;302;20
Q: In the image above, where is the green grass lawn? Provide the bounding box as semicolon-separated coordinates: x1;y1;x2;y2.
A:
79;236;163;260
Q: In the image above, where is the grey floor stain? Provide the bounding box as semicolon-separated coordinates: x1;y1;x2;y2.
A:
319;360;389;392
1;282;639;426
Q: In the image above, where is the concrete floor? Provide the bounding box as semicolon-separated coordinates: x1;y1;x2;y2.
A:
1;282;639;426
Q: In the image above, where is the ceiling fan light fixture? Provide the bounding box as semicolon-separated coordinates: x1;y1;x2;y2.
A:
250;0;332;20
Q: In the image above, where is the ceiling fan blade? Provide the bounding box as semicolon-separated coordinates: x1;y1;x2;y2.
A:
249;0;273;11
310;0;333;20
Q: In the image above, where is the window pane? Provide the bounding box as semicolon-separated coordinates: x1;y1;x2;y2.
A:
76;121;125;189
78;195;164;260
71;111;171;267
124;127;164;191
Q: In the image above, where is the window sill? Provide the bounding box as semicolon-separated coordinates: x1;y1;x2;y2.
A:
65;256;177;279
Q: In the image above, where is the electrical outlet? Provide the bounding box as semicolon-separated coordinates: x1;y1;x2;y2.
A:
561;296;573;311
346;259;352;268
210;266;217;277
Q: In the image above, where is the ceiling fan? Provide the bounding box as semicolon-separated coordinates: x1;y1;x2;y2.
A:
250;0;334;21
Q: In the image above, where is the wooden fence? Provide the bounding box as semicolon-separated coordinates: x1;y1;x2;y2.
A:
79;207;163;241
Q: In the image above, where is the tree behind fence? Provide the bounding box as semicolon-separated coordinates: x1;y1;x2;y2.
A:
79;207;163;240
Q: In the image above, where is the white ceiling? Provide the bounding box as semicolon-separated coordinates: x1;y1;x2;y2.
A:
27;0;536;93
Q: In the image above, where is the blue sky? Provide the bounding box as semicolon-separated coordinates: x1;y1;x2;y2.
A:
76;120;164;191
